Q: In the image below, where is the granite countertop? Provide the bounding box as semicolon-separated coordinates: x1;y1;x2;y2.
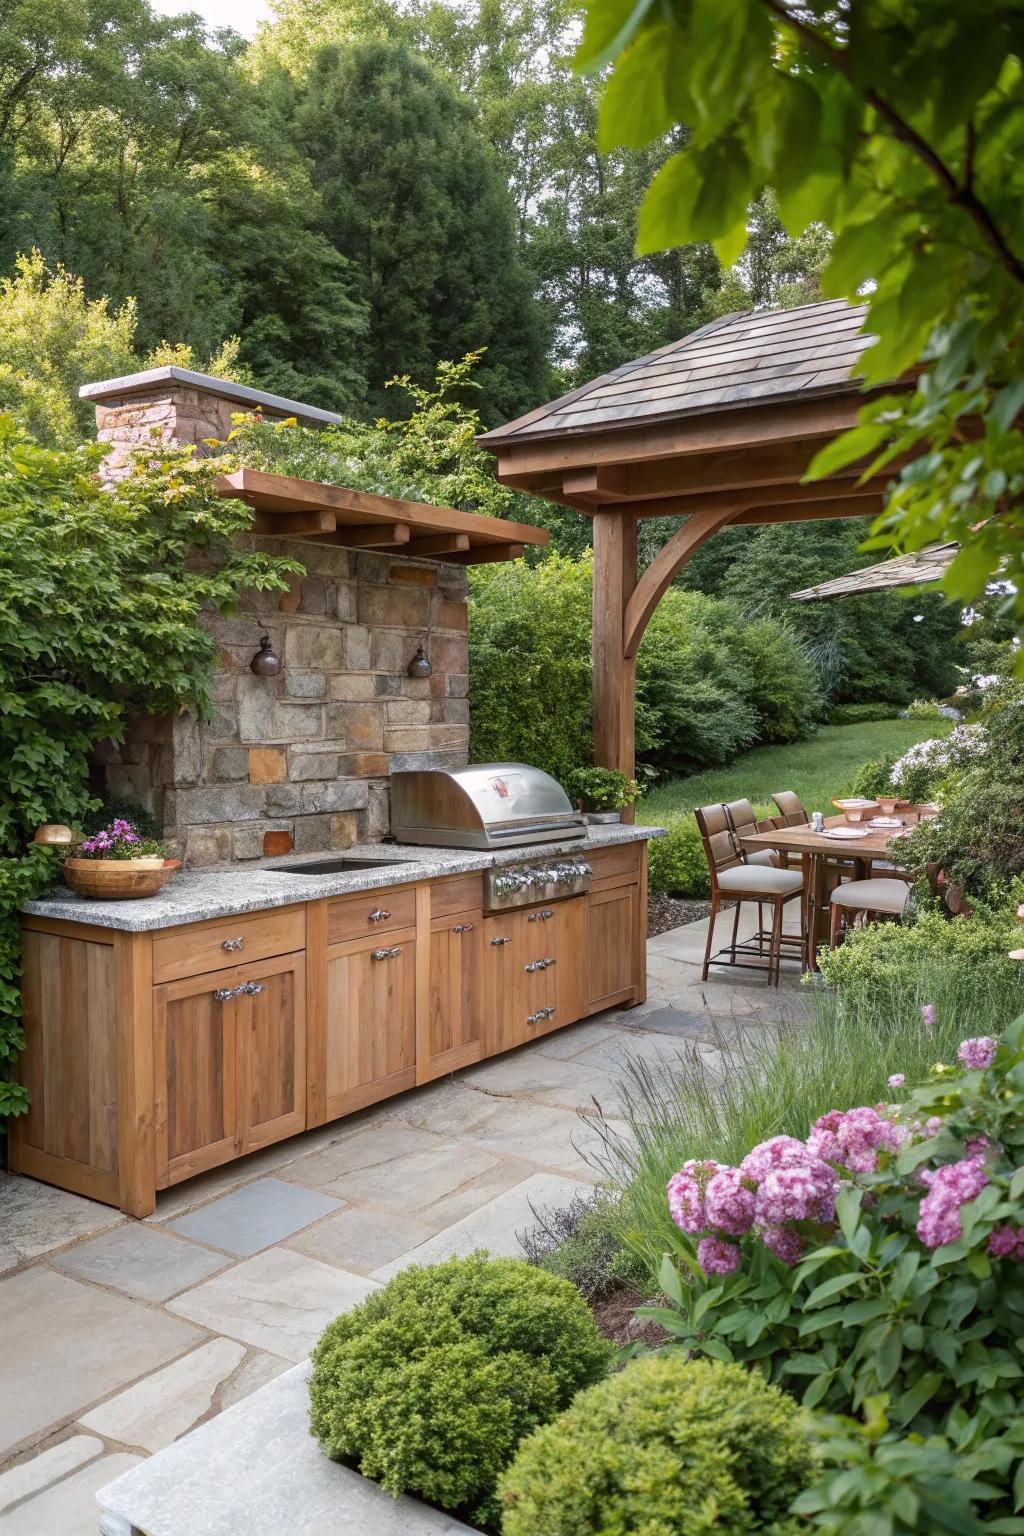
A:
23;825;664;933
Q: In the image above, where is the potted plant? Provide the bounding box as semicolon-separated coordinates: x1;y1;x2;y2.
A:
568;767;640;824
62;818;176;900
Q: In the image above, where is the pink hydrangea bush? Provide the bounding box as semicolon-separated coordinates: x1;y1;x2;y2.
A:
642;1013;1024;1522
75;818;168;861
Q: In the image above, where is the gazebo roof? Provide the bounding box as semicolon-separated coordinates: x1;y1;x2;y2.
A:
479;298;873;446
791;543;958;601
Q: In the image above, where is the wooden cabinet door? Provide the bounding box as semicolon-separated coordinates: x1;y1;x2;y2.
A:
483;899;585;1054
428;912;483;1079
584;883;641;1013
482;912;527;1055
323;931;417;1119
154;968;240;1188
236;952;306;1155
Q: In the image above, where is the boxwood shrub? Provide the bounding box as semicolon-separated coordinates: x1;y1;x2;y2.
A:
497;1354;814;1535
646;814;710;898
308;1253;610;1527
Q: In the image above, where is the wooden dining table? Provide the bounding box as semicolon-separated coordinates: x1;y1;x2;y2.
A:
739;812;921;972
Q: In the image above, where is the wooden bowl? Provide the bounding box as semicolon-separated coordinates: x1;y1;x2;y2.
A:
62;857;173;901
832;798;879;824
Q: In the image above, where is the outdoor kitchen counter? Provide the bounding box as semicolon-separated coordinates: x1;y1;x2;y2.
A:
21;825;662;931
14;826;662;1217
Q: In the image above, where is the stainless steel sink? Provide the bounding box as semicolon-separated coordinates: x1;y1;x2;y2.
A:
265;857;414;876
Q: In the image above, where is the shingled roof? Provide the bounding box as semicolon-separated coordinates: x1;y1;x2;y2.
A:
479;297;874;444
790;543;958;601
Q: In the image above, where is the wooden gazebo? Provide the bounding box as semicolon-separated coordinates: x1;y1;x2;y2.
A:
479;298;902;784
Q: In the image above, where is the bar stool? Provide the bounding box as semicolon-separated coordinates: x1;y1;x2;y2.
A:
724;799;781;866
771;789;809;827
829;877;911;945
696;805;804;986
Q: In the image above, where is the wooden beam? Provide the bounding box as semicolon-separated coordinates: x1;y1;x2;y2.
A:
592;510;638;791
217;468;549;547
622;478;891;520
251;509;337;537
734;493;884;525
561;467;629;504
623;505;743;660
445;542;525;565
314;523;411;548
402;533;471;557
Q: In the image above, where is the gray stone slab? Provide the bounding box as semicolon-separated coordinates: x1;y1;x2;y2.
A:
165;1248;378;1362
371;1172;588;1280
0;1172;124;1276
81;1338;247;1454
401;1085;606;1179
96;1362;476;1536
285;1205;439;1273
0;1435;103;1514
530;1019;621;1059
7;1453;142;1536
52;1222;228;1302
0;1268;204;1458
283;1121;501;1211
22;827;661;931
166;1178;344;1257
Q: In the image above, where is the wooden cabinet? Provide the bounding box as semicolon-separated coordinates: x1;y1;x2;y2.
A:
483;897;585;1054
153;951;305;1188
428;911;483;1078
584;882;642;1013
322;929;417;1118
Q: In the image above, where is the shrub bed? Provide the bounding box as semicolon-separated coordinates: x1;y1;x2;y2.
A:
309;1254;610;1527
646;814;710;898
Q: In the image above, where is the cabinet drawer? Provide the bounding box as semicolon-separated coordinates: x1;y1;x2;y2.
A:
431;873;483;920
588;842;641;885
152;907;306;985
327;885;417;944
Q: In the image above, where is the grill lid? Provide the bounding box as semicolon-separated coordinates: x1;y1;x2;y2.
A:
390;763;585;848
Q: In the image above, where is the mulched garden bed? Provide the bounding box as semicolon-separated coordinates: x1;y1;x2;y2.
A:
590;1285;669;1350
647;892;711;936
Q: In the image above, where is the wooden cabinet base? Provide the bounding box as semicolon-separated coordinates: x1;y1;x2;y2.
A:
12;846;648;1216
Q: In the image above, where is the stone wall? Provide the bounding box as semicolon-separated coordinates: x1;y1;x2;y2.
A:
86;370;470;865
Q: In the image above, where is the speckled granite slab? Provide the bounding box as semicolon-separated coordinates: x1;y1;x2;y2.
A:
23;826;663;933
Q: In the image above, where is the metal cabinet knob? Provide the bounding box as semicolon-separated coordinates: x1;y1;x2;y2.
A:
222;937;244;952
490;935;512;946
526;1006;557;1025
524;957;556;973
368;909;391;923
371;946;402;961
527;909;555;922
213;980;265;1002
452;923;474;934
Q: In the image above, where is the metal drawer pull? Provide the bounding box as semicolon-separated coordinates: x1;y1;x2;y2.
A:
213;980;265;1002
452;922;474;934
490;935;512;946
526;1006;557;1025
524;957;556;973
222;937;244;952
527;909;554;922
371;946;402;961
368;909;391;923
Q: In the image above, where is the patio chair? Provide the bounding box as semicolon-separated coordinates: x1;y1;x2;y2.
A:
724;799;781;867
829;875;912;945
695;804;804;987
772;790;808;827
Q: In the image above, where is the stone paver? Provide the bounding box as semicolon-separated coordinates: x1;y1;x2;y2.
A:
0;918;800;1531
0;1436;103;1514
0;1172;123;1276
3;1451;142;1535
52;1221;227;1302
81;1338;247;1453
0;1268;204;1458
371;1172;589;1280
165;1247;378;1361
167;1177;344;1257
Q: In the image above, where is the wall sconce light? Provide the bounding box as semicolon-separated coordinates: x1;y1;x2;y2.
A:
407;644;432;679
250;634;282;677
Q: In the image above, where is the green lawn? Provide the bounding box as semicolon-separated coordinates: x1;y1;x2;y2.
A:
638;717;953;823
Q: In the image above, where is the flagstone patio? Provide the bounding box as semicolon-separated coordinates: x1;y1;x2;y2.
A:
0;909;807;1534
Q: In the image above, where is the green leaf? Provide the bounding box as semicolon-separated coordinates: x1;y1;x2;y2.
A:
876;1326;904;1388
657;1252;684;1307
597;24;681;150
576;0;658;78
806;1272;866;1308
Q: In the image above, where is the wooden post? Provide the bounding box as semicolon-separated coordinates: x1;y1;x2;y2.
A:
592;510;637;807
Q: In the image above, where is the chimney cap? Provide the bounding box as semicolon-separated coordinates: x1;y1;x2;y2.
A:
79;365;345;427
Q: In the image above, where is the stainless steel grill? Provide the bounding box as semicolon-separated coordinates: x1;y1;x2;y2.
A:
390;764;586;850
484;856;592;913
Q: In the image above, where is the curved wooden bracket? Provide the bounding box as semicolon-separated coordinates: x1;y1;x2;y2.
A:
623;505;743;658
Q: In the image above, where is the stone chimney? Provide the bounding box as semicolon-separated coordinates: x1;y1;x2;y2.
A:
83;369;470;865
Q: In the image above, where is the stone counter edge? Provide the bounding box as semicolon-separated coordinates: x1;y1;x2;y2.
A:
97;1360;476;1536
23;826;665;933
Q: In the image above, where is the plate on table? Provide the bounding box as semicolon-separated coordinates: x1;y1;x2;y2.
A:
822;826;871;840
867;816;902;829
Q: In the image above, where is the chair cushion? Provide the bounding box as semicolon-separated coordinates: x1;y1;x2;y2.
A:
831;877;910;915
746;849;779;868
717;865;803;897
